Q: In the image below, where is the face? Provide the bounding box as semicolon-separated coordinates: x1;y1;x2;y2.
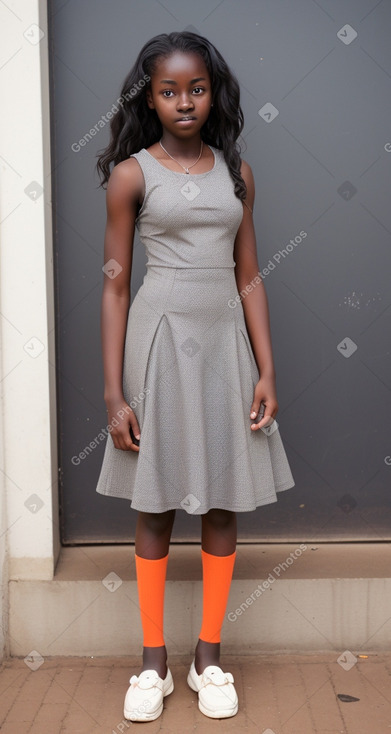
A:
146;51;212;138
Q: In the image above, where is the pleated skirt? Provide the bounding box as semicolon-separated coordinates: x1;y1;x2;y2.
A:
95;264;295;512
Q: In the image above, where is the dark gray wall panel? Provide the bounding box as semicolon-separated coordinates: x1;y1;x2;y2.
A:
48;0;391;542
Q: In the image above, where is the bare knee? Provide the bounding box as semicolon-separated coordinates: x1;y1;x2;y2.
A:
201;508;236;555
138;509;175;535
202;508;236;531
135;509;175;559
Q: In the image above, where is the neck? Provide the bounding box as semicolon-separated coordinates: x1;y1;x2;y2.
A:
159;133;203;159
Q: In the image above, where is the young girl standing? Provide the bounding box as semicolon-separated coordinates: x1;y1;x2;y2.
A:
95;30;295;722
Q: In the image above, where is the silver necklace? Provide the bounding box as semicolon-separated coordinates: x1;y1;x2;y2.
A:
159;139;204;174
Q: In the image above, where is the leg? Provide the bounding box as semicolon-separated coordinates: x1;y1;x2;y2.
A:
195;508;237;674
134;509;176;678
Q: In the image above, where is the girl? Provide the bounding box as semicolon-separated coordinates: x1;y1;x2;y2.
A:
95;30;295;722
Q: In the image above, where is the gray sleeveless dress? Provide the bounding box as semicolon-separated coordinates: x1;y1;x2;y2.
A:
95;145;295;513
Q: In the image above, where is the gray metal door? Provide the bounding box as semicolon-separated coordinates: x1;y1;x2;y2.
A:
49;0;391;543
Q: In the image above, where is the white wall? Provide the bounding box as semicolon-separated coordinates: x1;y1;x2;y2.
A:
0;325;9;658
0;0;59;658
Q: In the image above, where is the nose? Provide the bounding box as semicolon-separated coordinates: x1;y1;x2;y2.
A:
177;92;194;111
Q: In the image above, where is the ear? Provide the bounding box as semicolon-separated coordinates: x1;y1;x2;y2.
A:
146;89;155;109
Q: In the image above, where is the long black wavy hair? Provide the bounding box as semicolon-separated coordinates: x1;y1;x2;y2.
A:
95;31;247;201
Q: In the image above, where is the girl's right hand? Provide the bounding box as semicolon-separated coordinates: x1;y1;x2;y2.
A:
105;396;141;452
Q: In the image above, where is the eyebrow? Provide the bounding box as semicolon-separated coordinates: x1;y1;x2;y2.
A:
159;77;207;85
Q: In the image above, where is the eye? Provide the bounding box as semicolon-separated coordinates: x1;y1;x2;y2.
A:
162;90;174;97
192;87;204;94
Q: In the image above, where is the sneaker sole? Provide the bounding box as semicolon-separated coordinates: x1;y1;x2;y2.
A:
198;700;238;719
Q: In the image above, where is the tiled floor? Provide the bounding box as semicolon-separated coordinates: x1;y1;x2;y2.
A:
1;652;391;733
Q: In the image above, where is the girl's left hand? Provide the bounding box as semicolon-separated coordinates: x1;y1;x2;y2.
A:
249;375;278;431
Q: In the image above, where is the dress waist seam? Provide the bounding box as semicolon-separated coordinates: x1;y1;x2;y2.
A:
146;264;236;269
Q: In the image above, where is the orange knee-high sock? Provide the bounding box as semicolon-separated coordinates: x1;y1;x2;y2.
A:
199;548;237;644
134;553;168;647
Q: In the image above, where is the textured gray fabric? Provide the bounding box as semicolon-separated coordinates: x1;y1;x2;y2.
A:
95;145;295;512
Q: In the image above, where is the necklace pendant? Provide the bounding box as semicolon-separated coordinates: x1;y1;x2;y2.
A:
158;139;203;175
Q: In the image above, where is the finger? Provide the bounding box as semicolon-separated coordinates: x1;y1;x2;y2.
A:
129;416;141;440
114;433;140;452
250;413;274;430
250;400;266;423
126;434;140;451
111;435;120;450
113;434;125;450
111;429;130;450
120;428;139;451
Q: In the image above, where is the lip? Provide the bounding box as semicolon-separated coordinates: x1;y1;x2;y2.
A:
175;117;196;123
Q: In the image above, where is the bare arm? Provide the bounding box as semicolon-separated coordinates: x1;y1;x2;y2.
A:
233;160;278;427
233;160;276;378
100;158;144;450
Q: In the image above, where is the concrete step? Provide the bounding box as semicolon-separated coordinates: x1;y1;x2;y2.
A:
9;543;391;656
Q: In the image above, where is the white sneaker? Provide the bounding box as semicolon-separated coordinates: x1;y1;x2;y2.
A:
187;659;238;718
123;667;174;721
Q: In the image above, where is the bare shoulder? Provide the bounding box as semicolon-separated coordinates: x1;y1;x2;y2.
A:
239;157;255;209
240;157;254;182
106;156;144;207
